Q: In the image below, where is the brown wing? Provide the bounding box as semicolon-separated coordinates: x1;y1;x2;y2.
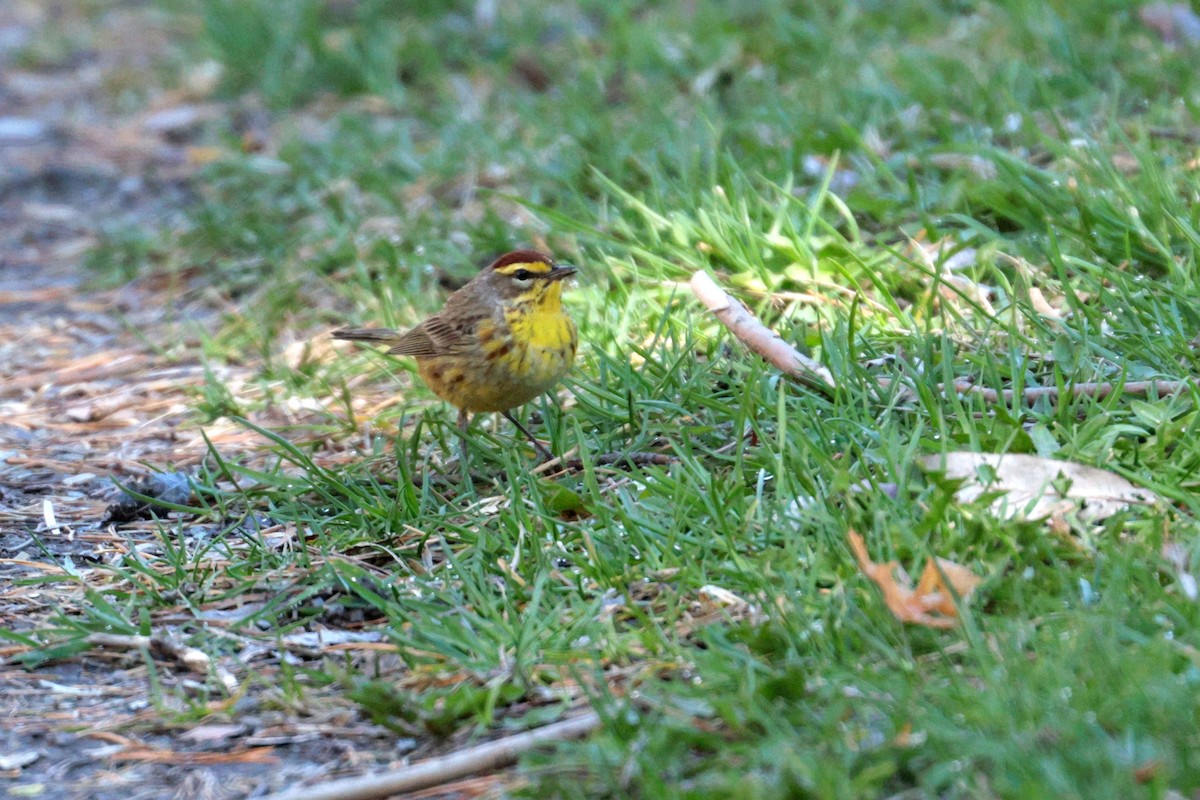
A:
384;323;440;356
332;324;452;357
388;312;483;356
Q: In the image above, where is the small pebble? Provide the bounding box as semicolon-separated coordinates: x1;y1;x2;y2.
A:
0;117;47;143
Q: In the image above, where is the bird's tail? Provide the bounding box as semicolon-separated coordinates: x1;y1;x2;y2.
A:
331;328;403;344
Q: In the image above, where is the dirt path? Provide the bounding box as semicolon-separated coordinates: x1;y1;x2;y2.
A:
0;5;422;798
0;0;212;582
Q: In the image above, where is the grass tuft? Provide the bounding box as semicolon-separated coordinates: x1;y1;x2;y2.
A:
13;0;1200;795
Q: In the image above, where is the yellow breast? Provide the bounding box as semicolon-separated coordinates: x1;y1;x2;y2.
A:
504;283;578;385
416;284;576;414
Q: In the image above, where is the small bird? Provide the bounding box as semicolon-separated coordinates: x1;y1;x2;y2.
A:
333;250;578;460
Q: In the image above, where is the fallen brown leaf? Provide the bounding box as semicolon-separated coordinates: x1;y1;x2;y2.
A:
186;145;226;166
848;530;981;629
1133;758;1163;783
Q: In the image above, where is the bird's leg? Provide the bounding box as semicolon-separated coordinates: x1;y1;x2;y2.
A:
456;408;471;463
503;410;553;461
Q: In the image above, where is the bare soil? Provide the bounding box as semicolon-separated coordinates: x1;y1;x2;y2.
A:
0;4;464;798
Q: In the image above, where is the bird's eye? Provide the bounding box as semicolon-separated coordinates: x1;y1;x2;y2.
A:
512;269;533;281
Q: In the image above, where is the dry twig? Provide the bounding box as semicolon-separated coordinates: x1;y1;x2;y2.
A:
879;376;1197;404
84;632;239;694
264;711;601;800
86;632;210;674
690;271;1198;406
689;271;837;393
533;451;675;476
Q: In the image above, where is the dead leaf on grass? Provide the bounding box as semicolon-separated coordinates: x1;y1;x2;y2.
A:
692;584;767;626
1140;2;1200;45
919;452;1155;522
102;470;193;524
186;145;226;166
925;152;998;180
848;530;981;628
0;751;41;771
178;724;248;746
1162;541;1198;601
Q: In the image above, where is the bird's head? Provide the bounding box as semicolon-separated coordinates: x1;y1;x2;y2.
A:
481;249;577;307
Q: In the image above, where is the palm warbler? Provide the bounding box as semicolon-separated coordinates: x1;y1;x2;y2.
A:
333;249;578;459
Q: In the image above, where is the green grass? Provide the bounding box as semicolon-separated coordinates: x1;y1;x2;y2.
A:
20;0;1200;796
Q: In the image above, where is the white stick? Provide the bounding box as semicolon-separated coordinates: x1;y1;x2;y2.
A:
690;271;836;390
264;712;601;800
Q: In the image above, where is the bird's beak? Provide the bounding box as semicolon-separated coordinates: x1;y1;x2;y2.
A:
547;265;578;281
